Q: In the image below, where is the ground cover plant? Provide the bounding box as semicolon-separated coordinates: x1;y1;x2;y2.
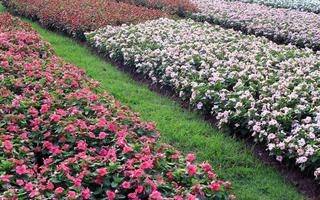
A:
0;13;235;199
1;0;166;40
191;0;320;50
227;0;320;13
86;18;320;182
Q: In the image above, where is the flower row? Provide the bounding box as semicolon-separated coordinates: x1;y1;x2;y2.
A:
86;18;320;180
0;13;234;199
116;0;198;16
227;0;320;13
2;0;166;40
191;0;320;50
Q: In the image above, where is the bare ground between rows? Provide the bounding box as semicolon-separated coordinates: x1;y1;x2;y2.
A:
4;9;319;199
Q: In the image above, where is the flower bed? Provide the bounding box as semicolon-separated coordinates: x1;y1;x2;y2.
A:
86;18;320;180
2;0;166;40
0;14;234;199
191;0;320;50
117;0;198;16
227;0;320;14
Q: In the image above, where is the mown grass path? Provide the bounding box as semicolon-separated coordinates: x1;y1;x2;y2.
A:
0;4;307;200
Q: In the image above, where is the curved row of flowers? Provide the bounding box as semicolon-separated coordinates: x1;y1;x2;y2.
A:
86;18;320;180
226;0;320;14
116;0;198;16
190;0;320;50
0;13;235;199
1;0;166;40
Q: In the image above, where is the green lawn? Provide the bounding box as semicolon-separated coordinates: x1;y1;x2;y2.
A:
0;4;307;200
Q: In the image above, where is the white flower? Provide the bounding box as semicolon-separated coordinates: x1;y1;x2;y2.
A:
314;168;320;178
197;102;203;110
276;156;283;162
296;156;308;164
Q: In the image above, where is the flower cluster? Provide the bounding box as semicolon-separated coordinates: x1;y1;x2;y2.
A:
191;0;320;50
117;0;198;16
226;0;320;14
86;18;320;180
2;0;166;39
0;13;234;199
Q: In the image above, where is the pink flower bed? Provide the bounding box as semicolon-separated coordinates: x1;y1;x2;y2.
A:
0;13;235;199
2;0;166;40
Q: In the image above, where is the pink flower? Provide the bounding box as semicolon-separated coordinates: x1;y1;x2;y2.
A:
54;187;64;194
188;194;197;200
121;181;131;189
25;182;34;191
136;185;144;193
98;132;107;140
175;196;183;200
76;140;87;151
200;162;212;172
106;191;116;200
149;191;162;200
146;123;154;131
187;164;197;175
210;183;220;191
96;167;107;176
47;182;54;190
16;165;28;175
40;104;50;114
97;118;106;127
186;154;196;162
107;122;117;132
16;179;24;186
3;140;13;150
50;114;61;122
67;191;77;199
18;132;28;139
140;160;153;169
128;192;137;199
81;188;91;199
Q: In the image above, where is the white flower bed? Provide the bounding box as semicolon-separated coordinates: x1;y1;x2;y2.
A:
227;0;320;13
86;18;320;179
191;0;320;50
